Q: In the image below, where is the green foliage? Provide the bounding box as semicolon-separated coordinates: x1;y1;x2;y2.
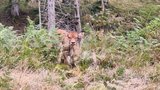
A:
116;67;125;76
0;24;19;68
83;23;92;34
0;19;59;69
90;12;109;30
79;58;92;71
0;24;17;53
137;4;160;26
82;17;160;71
113;17;160;68
0;71;12;90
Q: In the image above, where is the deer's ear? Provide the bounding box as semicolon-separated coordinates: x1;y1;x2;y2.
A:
78;32;84;38
67;33;71;38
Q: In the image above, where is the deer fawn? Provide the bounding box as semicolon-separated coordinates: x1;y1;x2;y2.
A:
57;29;83;68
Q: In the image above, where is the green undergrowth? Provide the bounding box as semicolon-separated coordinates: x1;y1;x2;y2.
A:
0;18;59;70
82;17;160;72
0;17;159;71
0;13;159;90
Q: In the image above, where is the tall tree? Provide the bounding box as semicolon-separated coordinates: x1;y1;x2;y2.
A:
10;0;20;17
47;0;55;31
74;0;82;32
38;0;42;29
101;0;105;13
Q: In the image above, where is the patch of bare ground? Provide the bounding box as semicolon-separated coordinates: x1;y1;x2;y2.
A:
0;11;28;34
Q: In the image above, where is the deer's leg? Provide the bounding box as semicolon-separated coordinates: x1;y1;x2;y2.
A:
57;43;63;63
66;56;72;65
69;47;76;68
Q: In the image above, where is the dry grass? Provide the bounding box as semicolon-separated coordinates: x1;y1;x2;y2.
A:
109;0;145;11
0;69;61;90
0;65;159;90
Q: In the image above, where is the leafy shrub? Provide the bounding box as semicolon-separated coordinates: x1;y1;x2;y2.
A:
0;19;60;69
0;71;12;90
116;67;125;76
137;4;160;26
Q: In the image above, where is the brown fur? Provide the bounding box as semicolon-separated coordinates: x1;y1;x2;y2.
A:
57;29;83;67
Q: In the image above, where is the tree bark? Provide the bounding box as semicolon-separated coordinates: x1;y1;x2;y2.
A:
74;0;82;33
10;0;20;17
48;0;55;31
38;0;42;29
101;0;105;13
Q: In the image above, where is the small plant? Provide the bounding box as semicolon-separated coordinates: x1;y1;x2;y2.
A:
116;67;125;76
79;59;92;71
137;4;160;26
0;71;12;90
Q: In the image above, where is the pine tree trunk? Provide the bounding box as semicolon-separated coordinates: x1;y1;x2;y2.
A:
47;0;55;31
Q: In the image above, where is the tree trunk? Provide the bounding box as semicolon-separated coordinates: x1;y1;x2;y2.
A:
101;0;105;13
47;0;55;31
38;0;42;29
10;0;20;17
74;0;82;33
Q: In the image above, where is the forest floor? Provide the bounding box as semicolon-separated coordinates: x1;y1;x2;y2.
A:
0;9;37;34
0;65;159;90
0;12;27;33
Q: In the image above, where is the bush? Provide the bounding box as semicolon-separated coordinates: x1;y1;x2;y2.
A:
0;20;59;69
